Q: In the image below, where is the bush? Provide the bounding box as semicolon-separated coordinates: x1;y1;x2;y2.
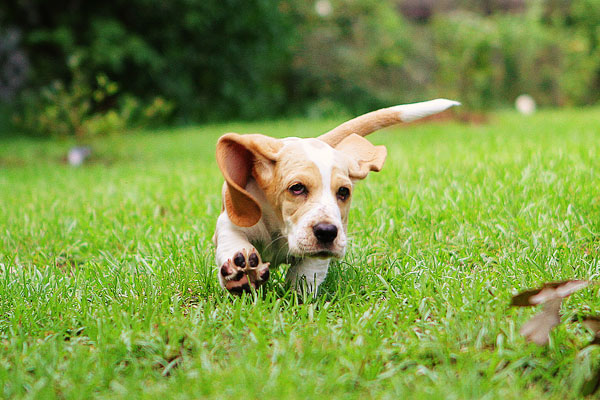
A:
2;0;600;129
289;0;429;116
13;55;173;139
568;0;600;104
287;0;600;115
1;0;294;123
431;7;599;109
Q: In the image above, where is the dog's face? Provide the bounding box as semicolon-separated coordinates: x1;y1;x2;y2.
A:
266;138;353;258
216;133;386;259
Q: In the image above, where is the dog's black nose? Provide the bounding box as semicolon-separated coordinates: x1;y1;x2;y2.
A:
313;223;338;244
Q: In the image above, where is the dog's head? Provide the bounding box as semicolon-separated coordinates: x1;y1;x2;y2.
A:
216;133;385;258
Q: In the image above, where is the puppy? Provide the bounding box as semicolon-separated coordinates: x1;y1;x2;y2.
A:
213;99;459;295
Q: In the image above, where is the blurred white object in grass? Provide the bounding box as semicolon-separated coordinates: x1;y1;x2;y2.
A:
67;146;91;166
515;94;536;115
315;0;332;17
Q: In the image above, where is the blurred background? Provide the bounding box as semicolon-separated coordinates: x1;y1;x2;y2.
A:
0;0;599;138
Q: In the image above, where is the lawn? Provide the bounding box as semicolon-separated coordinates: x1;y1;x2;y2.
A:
1;107;600;399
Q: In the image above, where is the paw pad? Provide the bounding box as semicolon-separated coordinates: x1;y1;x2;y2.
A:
220;249;270;295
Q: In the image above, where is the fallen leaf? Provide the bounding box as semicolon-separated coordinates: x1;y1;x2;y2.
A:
519;298;562;345
581;316;600;346
582;316;600;334
511;280;591;307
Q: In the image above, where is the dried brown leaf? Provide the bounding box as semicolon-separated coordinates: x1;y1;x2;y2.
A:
519;298;562;345
582;316;600;334
511;280;591;307
511;288;550;307
579;316;600;346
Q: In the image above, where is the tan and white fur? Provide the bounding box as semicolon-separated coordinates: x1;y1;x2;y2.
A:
213;99;460;295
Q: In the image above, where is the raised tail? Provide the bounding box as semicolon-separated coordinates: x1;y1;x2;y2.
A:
318;98;460;147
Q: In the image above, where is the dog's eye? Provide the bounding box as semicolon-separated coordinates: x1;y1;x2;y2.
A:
289;183;307;195
337;186;350;201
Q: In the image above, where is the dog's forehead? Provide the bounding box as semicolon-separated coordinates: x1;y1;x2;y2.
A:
278;137;343;175
281;137;329;149
280;137;339;161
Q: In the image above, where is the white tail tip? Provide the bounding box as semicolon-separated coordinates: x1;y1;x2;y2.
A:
392;98;461;123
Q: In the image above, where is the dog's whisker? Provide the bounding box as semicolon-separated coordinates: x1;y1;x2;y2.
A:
262;234;286;253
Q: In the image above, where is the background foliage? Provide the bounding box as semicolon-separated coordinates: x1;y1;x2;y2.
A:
1;0;599;136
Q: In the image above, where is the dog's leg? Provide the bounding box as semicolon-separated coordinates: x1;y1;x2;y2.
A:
214;213;270;295
286;258;330;296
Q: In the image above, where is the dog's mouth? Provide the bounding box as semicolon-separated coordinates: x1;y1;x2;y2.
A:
304;248;344;259
311;250;336;258
288;246;343;259
287;230;346;259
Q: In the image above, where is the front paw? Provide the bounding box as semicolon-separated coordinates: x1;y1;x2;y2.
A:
219;248;270;295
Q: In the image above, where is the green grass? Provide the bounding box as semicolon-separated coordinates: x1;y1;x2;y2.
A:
1;108;600;399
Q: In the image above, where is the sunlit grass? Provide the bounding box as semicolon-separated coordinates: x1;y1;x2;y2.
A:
1;107;600;398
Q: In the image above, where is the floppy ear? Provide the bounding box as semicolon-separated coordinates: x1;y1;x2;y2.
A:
216;133;282;227
334;134;387;180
